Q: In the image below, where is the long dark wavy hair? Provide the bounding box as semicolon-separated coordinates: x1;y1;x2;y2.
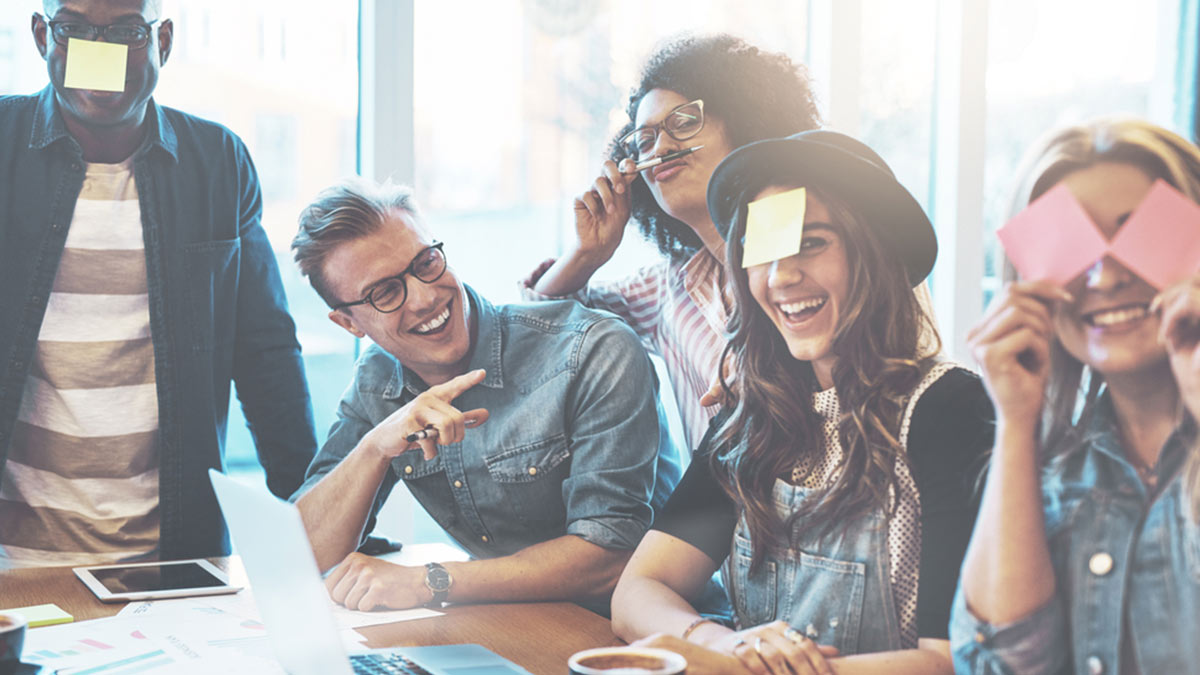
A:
612;34;821;263
711;178;941;568
1007;117;1200;521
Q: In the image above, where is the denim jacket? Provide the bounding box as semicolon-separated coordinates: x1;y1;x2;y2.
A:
295;287;681;560
951;397;1200;674
0;87;317;560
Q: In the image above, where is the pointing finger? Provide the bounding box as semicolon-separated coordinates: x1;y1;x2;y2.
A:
428;368;486;402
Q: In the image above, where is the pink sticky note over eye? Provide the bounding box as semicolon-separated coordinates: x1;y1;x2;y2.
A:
1107;179;1200;290
997;183;1110;284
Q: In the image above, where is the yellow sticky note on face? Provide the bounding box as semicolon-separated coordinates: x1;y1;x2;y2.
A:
63;38;128;92
742;187;807;268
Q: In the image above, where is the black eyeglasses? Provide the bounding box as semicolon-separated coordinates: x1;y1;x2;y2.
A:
620;99;705;161
332;242;447;313
44;16;160;50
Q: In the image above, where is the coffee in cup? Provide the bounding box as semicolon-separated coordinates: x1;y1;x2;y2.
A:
568;647;686;675
0;612;28;675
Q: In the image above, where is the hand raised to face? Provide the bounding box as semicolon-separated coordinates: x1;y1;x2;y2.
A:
1155;276;1200;420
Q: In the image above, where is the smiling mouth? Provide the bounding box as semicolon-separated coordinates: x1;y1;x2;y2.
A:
411;302;452;335
778;297;828;322
1082;303;1150;328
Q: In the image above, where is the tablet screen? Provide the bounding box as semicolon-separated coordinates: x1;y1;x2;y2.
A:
89;561;227;594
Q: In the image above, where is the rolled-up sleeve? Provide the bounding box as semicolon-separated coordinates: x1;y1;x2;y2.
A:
560;317;669;550
950;585;1069;675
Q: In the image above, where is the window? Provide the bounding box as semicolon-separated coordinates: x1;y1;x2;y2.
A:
981;0;1169;306
154;0;360;474
412;0;812;302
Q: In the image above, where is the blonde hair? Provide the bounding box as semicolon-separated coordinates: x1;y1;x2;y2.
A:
1010;117;1200;520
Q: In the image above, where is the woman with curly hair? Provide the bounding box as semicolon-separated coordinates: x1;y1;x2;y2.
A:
952;118;1200;674
522;34;820;451
610;131;993;674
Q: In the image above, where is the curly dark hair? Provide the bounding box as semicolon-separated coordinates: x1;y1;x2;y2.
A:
613;34;821;262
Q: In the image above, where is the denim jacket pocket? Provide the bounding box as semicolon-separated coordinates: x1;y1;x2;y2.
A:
393;450;443;480
728;532;778;628
783;549;868;654
181;237;240;352
484;435;570;528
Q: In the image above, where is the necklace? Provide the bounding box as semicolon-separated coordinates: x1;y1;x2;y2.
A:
1125;452;1158;489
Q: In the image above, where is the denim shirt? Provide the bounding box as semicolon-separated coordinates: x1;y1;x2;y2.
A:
296;287;681;560
0;87;317;560
951;398;1200;674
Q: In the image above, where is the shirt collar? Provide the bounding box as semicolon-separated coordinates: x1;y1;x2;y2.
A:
1088;392;1192;483
384;285;505;399
29;85;179;163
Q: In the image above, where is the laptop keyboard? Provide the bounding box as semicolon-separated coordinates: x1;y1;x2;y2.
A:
350;652;435;675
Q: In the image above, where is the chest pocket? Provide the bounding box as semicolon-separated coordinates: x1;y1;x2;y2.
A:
781;549;868;654
182;237;240;352
484;435;570;529
726;532;778;629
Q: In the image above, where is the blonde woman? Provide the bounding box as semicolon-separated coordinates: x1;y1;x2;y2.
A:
953;118;1200;674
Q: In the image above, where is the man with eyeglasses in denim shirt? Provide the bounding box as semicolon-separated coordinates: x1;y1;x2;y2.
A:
290;178;681;615
0;0;316;567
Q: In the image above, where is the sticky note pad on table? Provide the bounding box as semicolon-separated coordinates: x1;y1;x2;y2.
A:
63;38;128;92
743;186;807;268
1;603;74;627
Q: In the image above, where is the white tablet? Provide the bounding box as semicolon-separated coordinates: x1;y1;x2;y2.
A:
73;559;241;603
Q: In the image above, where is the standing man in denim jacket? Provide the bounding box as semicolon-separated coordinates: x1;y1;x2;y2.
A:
290;178;681;614
0;0;316;566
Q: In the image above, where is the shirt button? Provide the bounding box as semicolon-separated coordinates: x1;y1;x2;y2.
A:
828;618;838;628
453;480;463;488
404;465;414;475
805;623;818;638
481;535;489;543
1086;655;1104;675
527;467;538;476
974;631;986;644
11;360;24;371
1089;552;1113;576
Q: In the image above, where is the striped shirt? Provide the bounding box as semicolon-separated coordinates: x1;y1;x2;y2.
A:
523;249;728;452
0;159;160;568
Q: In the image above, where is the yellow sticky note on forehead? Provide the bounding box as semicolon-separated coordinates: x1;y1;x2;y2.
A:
63;38;128;92
742;187;807;268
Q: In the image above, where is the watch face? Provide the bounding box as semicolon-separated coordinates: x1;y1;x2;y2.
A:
426;566;452;592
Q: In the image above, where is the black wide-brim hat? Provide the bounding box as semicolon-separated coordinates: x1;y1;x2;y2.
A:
706;129;937;287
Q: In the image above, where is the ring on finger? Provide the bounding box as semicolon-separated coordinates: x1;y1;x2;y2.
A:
784;627;805;644
753;637;765;656
732;638;746;649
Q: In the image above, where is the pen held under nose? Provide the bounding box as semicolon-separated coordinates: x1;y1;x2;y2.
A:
626;145;704;174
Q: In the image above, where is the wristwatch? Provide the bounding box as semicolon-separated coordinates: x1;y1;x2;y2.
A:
424;562;453;606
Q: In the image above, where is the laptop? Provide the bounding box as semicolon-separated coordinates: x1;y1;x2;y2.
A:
208;469;532;675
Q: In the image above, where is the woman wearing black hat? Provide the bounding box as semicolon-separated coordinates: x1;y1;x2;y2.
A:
610;131;993;674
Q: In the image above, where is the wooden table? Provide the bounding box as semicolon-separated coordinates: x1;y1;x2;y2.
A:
0;550;619;675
